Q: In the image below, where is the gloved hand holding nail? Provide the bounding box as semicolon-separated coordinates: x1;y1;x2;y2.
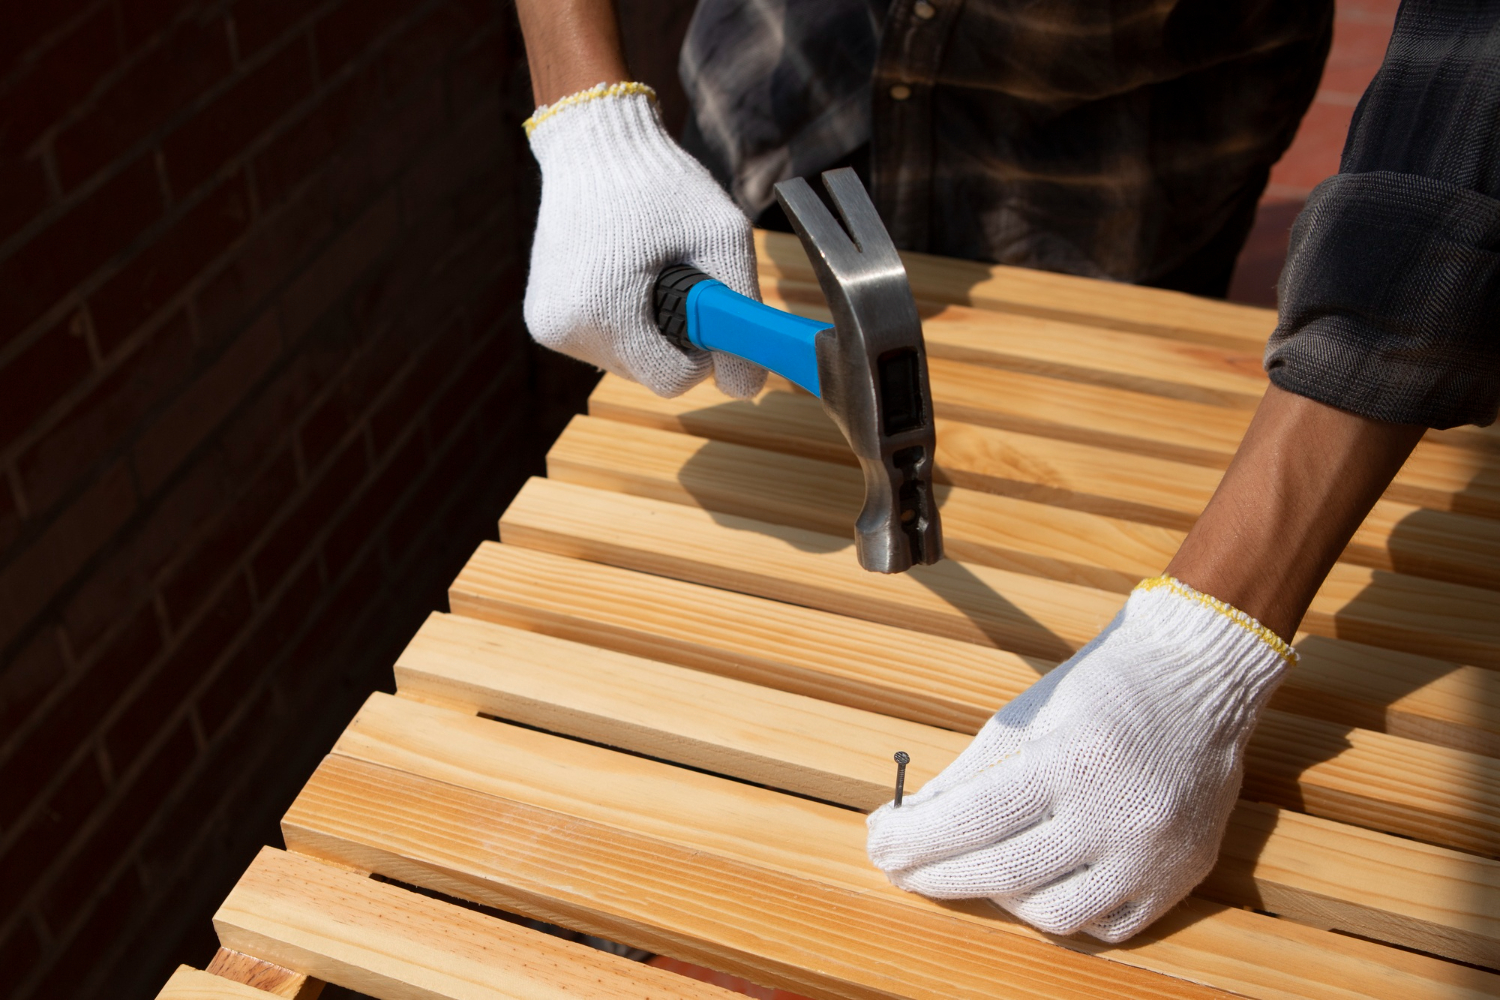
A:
867;577;1293;942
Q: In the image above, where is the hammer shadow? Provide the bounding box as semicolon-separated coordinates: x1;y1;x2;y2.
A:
670;391;1076;663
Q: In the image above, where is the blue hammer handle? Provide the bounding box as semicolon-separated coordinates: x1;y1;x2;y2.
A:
653;264;830;395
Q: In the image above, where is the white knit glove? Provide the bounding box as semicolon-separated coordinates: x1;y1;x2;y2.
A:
523;82;766;398
867;576;1294;942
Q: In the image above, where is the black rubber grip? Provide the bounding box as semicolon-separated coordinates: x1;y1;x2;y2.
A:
653;264;714;352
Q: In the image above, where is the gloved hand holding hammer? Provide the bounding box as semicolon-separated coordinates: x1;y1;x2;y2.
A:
519;2;764;399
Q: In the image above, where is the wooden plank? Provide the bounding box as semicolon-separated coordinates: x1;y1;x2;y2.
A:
451;543;1500;759
912;356;1500;520
549;414;1500;665
588;376;1500;588
754;229;1498;457
397;610;1500;966
496;477;1500;856
285;695;1500;1000
287;765;1216;999
215;846;740;1000
203;948;321;999
155;967;275;1000
755;229;1277;352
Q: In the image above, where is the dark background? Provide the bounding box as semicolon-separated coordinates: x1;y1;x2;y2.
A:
0;1;1392;998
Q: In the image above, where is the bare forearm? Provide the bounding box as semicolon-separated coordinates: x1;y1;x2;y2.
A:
1165;383;1425;641
515;0;630;106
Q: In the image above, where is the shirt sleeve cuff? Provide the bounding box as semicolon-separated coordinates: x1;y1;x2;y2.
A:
1265;170;1500;428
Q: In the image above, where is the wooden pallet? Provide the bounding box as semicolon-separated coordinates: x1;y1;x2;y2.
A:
159;231;1500;1000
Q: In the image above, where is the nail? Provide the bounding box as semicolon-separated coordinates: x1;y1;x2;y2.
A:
893;751;910;807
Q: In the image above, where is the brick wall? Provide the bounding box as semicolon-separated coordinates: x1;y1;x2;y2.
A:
0;3;596;997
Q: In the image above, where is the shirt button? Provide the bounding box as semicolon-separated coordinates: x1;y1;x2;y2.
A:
914;1;937;18
890;84;912;101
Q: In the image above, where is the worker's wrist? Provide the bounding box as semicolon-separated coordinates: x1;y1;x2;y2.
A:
524;81;656;138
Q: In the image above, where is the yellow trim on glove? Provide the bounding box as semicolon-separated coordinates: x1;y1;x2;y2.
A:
1136;576;1297;666
523;81;658;137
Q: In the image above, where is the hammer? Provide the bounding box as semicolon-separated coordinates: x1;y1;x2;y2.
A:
652;168;942;574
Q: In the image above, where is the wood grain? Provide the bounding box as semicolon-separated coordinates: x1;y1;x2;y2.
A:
496;477;1500;855
216;847;740;1000
549;414;1500;665
155;967;279;1000
285;696;1500;1000
451;543;1500;758
398;610;1500;966
203;948;321;999
753;229;1499;457
588;376;1500;591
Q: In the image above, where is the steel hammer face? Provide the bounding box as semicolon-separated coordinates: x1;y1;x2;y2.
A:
774;168;943;574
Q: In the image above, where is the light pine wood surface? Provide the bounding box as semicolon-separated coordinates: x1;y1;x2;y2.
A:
395;610;1500;967
154;231;1500;1000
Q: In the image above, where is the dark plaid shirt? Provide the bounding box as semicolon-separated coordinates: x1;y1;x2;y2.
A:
681;0;1500;427
680;0;1332;293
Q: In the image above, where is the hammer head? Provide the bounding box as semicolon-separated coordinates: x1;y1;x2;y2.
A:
773;168;943;574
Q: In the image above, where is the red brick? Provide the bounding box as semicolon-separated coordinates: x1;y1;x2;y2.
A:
274;550;383;704
132;309;281;495
0;318;94;453
214;326;350;481
161;449;297;628
105;576;252;772
0;630;68;743
0;156;162;343
253;62;384;211
316;74;445;222
89;173;253;356
446;25;510;114
162;41;315;197
0;153;49;245
33;868;146;997
0;751;106;915
324;427;426;575
1322;15;1394;99
53;19;235;192
250;438;366;594
194;176;337;349
0;462;138;654
431;323;520;433
38;719;192;931
60;452;230;657
298;382;358;471
399;91;504;221
231;0;316;61
0;6;122;158
0;477;18;557
0;0;96;72
313;0;424;78
369;336;448;453
278;191;399;341
0;918;42;987
17;313;193;518
0;604;160;829
381;1;491;100
117;0;194;50
196;560;319;735
1269;99;1354;195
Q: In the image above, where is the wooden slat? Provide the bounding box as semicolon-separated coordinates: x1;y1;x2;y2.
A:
288;764;1214;998
588;376;1500;590
155;967;274;1000
285;695;1500;1000
912;355;1500;520
397;610;1500;966
496;477;1500;856
215;847;739;1000
202;949;320;999
451;543;1500;758
753;229;1499;457
755;229;1277;352
550;414;1500;666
